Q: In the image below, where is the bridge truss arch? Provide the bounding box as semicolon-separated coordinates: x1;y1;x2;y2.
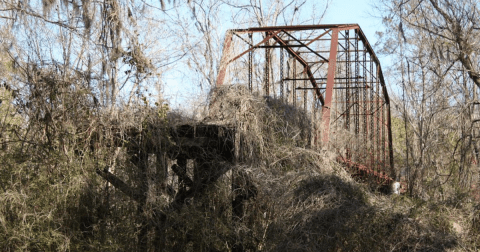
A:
216;24;396;185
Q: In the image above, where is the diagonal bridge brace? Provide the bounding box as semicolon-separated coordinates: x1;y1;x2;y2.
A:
271;32;325;105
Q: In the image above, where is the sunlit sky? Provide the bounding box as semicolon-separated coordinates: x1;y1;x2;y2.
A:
163;0;388;110
324;0;382;45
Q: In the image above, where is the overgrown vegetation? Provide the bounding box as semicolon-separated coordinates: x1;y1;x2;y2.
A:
3;73;480;251
201;86;480;251
3;0;480;251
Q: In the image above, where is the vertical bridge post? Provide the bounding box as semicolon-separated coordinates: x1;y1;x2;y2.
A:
216;31;233;86
321;28;339;144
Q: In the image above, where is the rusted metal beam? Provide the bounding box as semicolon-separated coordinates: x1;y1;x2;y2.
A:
295;86;368;90
271;33;325;105
321;28;340;143
231;24;360;33
227;30;282;64
216;31;233;86
282;30;329;62
386;103;395;180
304;29;331;47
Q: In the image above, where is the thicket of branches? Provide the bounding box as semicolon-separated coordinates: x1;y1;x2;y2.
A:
376;0;480;199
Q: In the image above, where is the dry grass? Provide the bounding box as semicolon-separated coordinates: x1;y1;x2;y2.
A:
198;85;480;251
3;82;480;251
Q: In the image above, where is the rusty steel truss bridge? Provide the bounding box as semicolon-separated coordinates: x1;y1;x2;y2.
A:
216;24;396;185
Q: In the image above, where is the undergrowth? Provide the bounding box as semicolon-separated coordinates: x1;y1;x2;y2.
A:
204;85;480;251
2;83;480;251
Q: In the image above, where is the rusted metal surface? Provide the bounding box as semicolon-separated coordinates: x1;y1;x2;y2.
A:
216;31;233;86
216;24;395;185
322;28;339;143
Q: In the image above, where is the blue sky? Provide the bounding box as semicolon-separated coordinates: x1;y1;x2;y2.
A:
323;0;382;46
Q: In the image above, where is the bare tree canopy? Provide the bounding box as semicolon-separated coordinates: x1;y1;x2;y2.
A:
379;0;480;89
376;0;480;196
